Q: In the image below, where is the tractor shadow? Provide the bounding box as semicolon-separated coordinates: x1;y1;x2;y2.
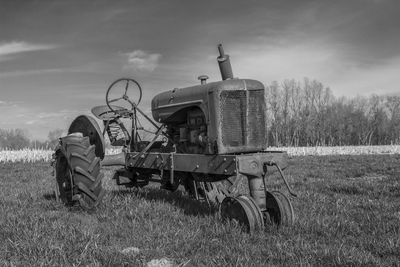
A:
109;186;218;217
43;192;56;200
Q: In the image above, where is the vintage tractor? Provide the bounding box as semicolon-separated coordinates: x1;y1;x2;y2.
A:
53;44;296;232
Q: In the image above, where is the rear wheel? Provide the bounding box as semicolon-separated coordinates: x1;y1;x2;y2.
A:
54;133;105;210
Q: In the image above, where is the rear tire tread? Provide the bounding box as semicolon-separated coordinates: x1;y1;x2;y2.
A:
55;133;104;210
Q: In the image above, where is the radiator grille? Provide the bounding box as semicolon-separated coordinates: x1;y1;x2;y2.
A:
220;90;246;146
219;89;265;149
248;90;265;146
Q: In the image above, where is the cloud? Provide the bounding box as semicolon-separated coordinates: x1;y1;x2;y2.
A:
231;41;400;97
328;56;400;96
0;41;56;61
232;43;337;83
23;110;81;125
0;100;23;106
0;68;64;78
123;50;161;72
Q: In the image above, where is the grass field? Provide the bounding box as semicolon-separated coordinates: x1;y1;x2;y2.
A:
1;145;400;163
1;155;399;266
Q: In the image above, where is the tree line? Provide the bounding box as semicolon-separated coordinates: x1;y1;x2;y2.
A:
0;129;63;150
265;78;400;146
1;78;399;149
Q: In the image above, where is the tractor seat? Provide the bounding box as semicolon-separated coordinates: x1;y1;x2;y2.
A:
91;105;127;120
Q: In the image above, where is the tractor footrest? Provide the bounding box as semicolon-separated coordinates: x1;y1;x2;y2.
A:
113;168;134;186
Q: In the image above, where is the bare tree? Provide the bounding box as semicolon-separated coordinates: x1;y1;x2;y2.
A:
48;129;65;149
265;78;400;147
0;129;30;149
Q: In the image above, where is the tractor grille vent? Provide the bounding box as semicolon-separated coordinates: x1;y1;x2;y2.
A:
248;90;266;146
219;89;265;149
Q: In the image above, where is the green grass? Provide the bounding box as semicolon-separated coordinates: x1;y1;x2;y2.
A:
1;155;399;266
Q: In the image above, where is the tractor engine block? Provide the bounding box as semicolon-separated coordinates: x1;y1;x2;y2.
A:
167;108;208;154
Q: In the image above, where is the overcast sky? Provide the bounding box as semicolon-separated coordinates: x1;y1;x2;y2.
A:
1;0;399;140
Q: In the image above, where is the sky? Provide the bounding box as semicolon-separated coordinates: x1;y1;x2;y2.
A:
1;0;399;140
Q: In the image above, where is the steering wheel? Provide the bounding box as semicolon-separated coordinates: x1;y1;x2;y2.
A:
106;78;143;116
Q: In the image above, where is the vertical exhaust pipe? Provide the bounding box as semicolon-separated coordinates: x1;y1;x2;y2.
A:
217;44;233;80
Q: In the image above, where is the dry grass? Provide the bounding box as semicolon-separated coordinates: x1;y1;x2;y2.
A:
1;154;399;266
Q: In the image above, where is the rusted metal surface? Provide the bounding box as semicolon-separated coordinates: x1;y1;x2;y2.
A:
237;151;288;177
117;151;288;178
271;191;295;226
151;78;265;155
126;152;237;176
265;191;295;226
68;115;105;159
217;43;234;80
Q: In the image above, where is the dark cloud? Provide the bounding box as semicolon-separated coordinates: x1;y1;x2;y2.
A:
284;0;400;66
2;0;398;66
1;0;399;139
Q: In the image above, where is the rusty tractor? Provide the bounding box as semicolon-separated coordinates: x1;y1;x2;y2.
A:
52;44;296;232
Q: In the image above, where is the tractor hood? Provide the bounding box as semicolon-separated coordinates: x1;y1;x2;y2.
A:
151;78;264;123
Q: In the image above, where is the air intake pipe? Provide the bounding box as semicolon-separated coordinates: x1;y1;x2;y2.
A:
217;44;233;80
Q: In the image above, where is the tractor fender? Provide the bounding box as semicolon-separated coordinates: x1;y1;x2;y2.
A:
68;115;105;159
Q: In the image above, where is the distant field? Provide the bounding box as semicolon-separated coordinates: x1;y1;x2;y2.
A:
1;155;399;266
0;147;122;163
1;145;400;162
268;145;400;156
